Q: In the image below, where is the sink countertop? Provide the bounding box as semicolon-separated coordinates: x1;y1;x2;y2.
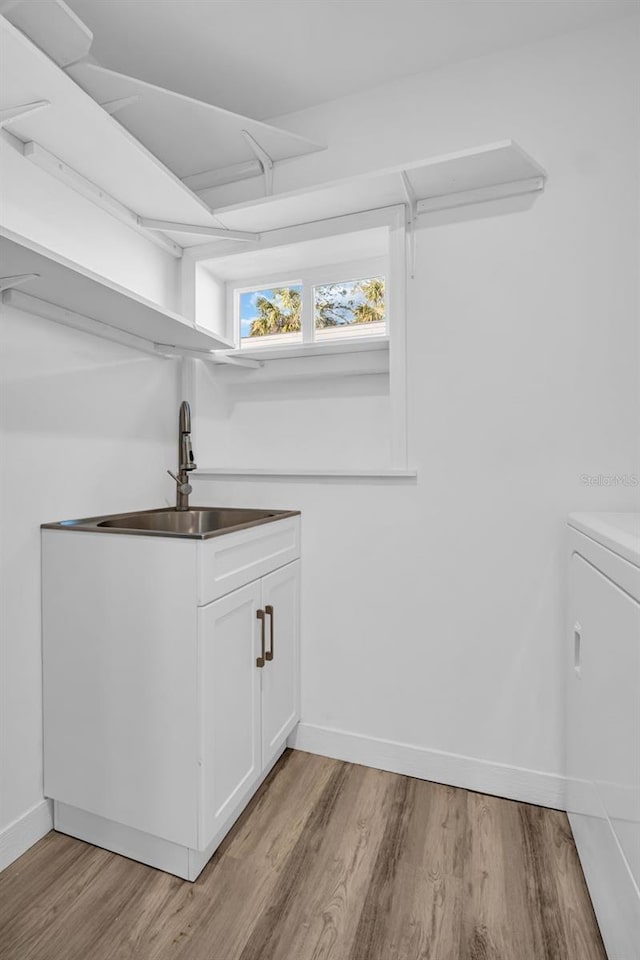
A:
41;506;301;540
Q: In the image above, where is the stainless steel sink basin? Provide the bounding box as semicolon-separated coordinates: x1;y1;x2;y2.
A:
98;508;278;535
42;507;299;540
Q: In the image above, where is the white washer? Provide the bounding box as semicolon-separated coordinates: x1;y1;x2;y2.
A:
567;512;640;960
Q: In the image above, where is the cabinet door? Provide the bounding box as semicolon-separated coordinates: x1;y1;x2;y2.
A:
261;561;300;768
199;579;262;848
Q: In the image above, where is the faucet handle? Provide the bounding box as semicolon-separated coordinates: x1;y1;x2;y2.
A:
167;470;192;495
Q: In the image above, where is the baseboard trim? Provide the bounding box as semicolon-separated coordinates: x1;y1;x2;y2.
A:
0;799;53;872
288;723;568;810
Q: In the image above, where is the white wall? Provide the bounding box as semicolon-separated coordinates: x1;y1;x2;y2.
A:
0;304;180;866
192;15;640;805
0;147;182;866
195;365;392;470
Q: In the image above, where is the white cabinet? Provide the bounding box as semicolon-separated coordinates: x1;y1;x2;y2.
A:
198;563;300;847
43;515;300;881
566;514;640;960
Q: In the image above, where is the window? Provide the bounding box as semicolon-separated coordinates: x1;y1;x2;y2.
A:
193;214;401;364
238;273;386;350
234;261;387;352
238;283;302;348
313;276;385;342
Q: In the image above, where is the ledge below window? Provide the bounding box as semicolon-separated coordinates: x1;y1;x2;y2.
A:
193;467;417;481
212;335;388;361
203;337;389;381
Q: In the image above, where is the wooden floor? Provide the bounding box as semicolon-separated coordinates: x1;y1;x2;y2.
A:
0;750;606;960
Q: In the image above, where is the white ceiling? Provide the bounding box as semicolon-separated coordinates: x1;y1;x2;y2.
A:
66;0;637;120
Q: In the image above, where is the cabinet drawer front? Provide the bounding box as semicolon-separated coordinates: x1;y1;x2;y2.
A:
197;517;300;605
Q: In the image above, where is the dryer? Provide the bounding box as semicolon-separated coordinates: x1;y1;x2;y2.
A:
567;512;640;960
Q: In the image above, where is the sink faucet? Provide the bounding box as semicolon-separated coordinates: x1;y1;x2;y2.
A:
167;401;197;511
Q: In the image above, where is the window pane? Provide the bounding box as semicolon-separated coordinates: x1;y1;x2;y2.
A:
239;285;302;348
313;276;386;341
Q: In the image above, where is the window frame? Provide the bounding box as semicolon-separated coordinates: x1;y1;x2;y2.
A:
229;256;388;351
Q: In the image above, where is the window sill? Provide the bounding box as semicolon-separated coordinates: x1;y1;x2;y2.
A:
207;336;389;381
214;335;389;363
194;467;417;481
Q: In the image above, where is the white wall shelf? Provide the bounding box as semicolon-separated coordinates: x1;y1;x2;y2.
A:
67;62;325;200
0;15;270;251
0;230;234;353
217;336;389;362
194;468;417;481
190;140;546;242
212;352;390;386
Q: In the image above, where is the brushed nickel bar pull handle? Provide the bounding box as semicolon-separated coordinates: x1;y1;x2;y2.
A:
265;604;274;661
256;609;266;668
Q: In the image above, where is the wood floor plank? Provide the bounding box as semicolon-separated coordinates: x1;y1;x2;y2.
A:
519;804;606;960
0;838;116;960
518;803;572;959
240;764;398;960
350;780;466;960
5;846;165;960
462;790;549;960
0;832;88;927
102;871;194;960
0;751;608;960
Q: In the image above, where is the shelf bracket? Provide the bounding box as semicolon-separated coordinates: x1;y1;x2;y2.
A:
0;273;39;293
212;353;263;369
138;218;259;242
400;171;417;280
99;95;141;116
241;130;274;196
153;345;263;368
23;140;183;258
0;100;50;128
